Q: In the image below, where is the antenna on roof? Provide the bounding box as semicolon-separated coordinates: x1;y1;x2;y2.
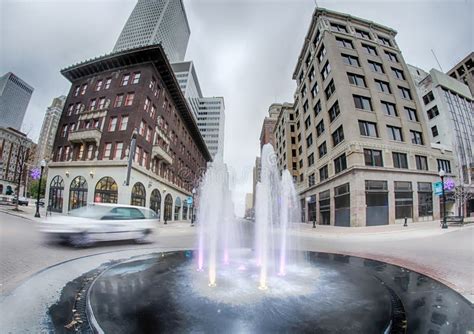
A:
314;0;319;7
431;49;444;72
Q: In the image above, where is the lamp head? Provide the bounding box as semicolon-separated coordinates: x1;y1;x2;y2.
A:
192;188;196;194
40;159;46;168
438;169;445;178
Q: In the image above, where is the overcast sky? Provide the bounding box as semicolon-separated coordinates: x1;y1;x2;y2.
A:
1;0;472;216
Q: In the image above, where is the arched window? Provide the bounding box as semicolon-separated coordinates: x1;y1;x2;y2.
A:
164;194;173;222
174;197;182;221
69;176;88;210
49;175;64;212
94;177;118;203
131;182;146;207
150;189;161;220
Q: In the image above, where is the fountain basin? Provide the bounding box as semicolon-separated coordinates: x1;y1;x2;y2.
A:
67;250;474;333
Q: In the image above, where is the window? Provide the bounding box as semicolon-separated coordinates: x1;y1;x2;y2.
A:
334;154;347;173
139;120;146;136
375;79;391;93
387;126;403;141
316;120;325;137
308;153;314;166
378;35;392;46
114;94;124;107
319;165;329;181
108;117;117;131
332;126;344;146
361;43;377;55
341;54;360;67
398;86;412;100
125;92;135;106
381;101;398;116
437;159;451;173
330;22;347;33
311;82;319;97
61;125;68;137
74;86;80;96
336;37;353;49
395;181;413;219
313;30;321;46
314;100;322;116
404;107;418;121
355;29;371;39
353;95;372;111
410;130;423;145
308;173;316;187
78;144;84;160
114;142;123;159
359;120;378;137
150;105;156;119
422;91;435;105
301;84;307;98
309;67;315;82
121;74;130;86
364;149;383;166
415;155;428;170
317;45;326;63
325;80;335;99
103;143;112;159
67;104;74;116
321;62;331;80
418;182;433;217
431;125;439;137
80;84;87;95
89;99;97;111
95;80;103;91
347;73;366;87
105;78;112;89
384;51;398;62
142;151;148;166
304;115;311;129
393;152;408;168
368;60;384;73
318;142;327;158
427;105;439;119
306;133;313;147
305;53;312;67
392;68;405;80
328;101;340;122
87;145;94;160
119;116;128;131
303;101;309;113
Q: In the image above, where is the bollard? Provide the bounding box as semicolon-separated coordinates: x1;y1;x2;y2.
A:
404;217;408;227
313;219;316;228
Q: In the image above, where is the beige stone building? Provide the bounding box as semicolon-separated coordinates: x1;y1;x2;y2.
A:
291;8;455;226
273;102;298;182
447;52;473;97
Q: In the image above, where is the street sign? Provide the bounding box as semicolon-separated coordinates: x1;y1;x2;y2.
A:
433;182;443;196
187;197;193;205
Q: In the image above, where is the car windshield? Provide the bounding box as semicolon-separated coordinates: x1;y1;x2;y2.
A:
68;205;112;219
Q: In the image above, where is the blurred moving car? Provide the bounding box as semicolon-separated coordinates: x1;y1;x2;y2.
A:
40;203;158;247
0;195;14;206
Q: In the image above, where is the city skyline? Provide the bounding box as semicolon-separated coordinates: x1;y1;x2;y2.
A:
1;0;472;215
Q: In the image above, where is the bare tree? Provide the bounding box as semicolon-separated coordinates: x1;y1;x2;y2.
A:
453;185;473;217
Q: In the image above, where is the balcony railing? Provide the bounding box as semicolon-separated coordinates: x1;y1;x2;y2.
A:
68;128;102;144
152;144;173;165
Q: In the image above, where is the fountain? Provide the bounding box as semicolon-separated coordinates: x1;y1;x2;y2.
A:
45;144;474;333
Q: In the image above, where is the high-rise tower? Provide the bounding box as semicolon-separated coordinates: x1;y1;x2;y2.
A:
36;95;66;162
0;72;34;131
113;0;190;63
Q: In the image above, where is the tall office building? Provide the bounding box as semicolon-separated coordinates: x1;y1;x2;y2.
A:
0;72;34;131
36;96;66;163
408;65;473;216
273;102;298;181
447;52;473;96
113;0;190;63
194;97;225;159
290;8;454;226
171;61;225;159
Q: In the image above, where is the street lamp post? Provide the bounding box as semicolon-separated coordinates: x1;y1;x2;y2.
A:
439;169;448;229
191;188;196;226
35;160;46;218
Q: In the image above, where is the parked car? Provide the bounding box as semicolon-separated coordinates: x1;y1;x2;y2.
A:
12;196;29;206
0;195;14;206
39;203;158;247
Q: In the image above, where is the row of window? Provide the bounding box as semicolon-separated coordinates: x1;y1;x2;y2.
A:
72;72;141;98
358;120;424;144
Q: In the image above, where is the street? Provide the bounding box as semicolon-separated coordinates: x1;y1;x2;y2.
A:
1;210;473;301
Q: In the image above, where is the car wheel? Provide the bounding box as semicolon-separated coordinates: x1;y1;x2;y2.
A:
135;229;152;244
71;232;93;248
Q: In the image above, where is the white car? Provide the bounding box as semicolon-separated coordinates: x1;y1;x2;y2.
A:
40;203;158;247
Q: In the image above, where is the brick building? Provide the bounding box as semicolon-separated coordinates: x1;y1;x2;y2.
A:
46;45;211;221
